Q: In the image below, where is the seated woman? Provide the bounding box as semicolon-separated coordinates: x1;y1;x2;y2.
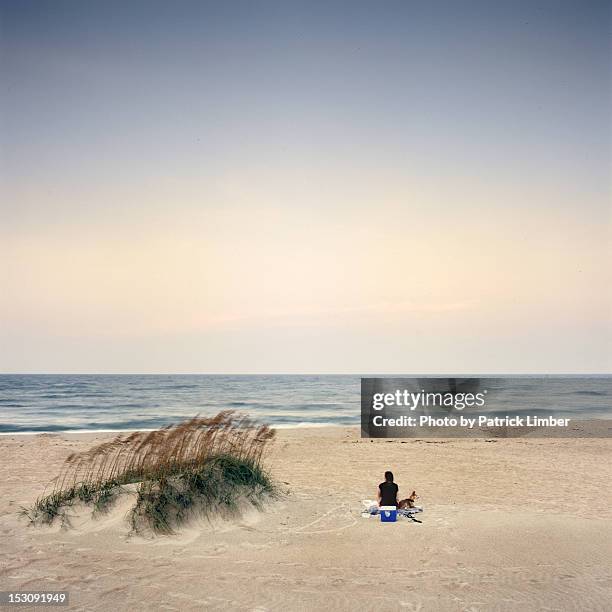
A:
377;471;417;509
377;470;399;507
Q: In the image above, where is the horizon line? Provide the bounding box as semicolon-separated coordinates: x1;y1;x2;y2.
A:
1;372;611;377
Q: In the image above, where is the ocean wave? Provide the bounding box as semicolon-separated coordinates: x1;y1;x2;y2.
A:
0;423;71;433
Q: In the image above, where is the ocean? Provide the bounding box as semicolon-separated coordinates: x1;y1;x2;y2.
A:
0;374;610;434
0;375;360;433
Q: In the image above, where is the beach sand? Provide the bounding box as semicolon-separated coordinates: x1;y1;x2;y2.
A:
1;427;611;611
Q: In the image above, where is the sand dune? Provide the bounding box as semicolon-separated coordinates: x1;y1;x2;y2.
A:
1;427;611;610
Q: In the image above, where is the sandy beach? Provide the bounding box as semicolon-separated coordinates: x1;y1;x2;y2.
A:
1;426;611;611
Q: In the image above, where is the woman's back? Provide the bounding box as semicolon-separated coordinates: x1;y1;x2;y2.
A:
378;480;399;506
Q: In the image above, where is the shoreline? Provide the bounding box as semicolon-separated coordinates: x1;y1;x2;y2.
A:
2;417;611;437
0;422;351;436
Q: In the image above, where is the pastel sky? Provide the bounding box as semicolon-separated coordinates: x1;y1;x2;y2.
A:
1;0;610;373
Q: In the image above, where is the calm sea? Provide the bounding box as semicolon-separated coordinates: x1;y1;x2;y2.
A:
0;375;360;433
0;375;610;433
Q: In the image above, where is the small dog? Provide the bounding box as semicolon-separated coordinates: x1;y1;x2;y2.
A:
398;491;419;509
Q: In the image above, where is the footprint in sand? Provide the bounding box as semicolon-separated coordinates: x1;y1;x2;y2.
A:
399;602;423;611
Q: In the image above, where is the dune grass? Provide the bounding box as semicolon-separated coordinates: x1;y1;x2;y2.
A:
129;453;274;534
22;411;277;533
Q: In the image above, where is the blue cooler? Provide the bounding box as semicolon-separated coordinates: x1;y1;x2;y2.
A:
380;506;397;522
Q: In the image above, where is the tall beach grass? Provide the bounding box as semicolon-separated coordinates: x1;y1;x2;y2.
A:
23;411;277;533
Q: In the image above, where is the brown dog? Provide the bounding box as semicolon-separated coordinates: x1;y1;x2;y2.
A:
398;490;419;509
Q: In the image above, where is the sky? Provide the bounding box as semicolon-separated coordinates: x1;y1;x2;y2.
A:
1;0;610;374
